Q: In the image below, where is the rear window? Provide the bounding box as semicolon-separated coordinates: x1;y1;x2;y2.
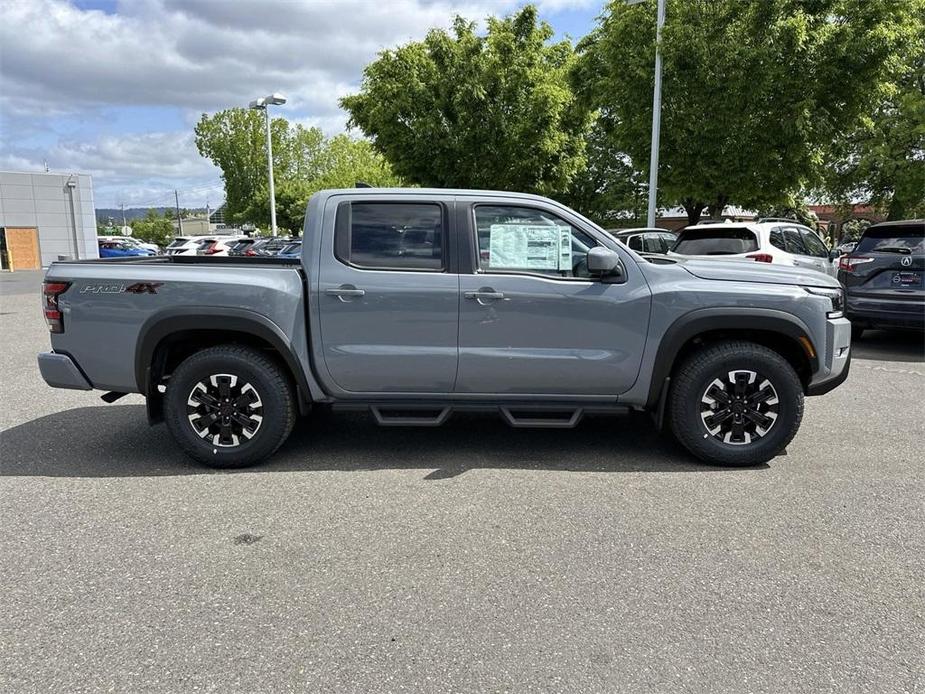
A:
855;224;925;254
167;238;190;248
335;202;445;271
673;227;758;255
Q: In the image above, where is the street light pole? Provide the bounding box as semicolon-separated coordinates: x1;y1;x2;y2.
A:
263;105;278;237
249;93;287;238
646;0;666;228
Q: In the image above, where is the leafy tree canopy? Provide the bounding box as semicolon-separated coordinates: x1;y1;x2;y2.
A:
576;0;922;223
822;13;925;221
195;110;400;233
560;120;646;227
340;5;591;195
130;208;174;247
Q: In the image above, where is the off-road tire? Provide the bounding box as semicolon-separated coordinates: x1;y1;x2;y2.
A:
668;340;804;466
165;345;296;468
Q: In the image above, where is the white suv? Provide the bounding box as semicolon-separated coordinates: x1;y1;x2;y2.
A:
669;220;836;277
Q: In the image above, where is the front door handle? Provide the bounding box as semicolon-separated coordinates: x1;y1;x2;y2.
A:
464;290;504;301
326;285;365;301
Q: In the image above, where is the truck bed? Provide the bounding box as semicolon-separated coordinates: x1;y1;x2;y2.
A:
56;255;302;267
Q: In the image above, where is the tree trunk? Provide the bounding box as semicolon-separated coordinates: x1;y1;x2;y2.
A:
682;197;706;225
706;194;729;221
887;196;906;221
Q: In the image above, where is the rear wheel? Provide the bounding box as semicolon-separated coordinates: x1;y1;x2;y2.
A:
165;345;296;468
668;341;803;466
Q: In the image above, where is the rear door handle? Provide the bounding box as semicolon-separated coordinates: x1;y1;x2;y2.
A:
326;286;365;301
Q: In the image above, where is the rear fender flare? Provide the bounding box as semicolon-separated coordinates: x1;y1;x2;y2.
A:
135;307;325;407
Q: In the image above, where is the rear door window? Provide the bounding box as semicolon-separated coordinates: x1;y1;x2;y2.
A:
335;202;445;271
782;227;808;255
800;228;829;257
672;227;758;255
855;224;925;254
167;238;189;249
769;228;786;251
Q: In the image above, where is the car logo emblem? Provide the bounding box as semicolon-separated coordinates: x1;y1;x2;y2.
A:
901;256;912;267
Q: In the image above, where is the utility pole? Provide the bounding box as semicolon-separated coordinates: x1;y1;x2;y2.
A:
205;200;210;232
646;0;666;228
175;189;183;234
121;203;126;229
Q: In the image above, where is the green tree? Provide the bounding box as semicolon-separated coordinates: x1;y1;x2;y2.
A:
195;111;400;233
823;21;925;220
131;208;175;247
340;5;590;195
576;0;921;224
194;110;330;226
561;120;646;227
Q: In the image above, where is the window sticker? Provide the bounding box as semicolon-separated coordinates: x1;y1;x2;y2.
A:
488;224;572;271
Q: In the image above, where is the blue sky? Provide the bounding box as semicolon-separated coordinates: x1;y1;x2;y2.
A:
1;0;603;210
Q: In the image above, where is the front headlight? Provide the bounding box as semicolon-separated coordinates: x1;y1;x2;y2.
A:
804;286;844;318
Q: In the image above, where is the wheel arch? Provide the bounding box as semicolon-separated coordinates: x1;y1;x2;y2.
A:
136;308;323;422
647;308;818;412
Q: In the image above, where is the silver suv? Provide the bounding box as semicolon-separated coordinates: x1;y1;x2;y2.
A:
670;221;837;276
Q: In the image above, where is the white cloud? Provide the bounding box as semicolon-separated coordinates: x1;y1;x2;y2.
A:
0;0;518;115
0;0;589;207
1;132;222;207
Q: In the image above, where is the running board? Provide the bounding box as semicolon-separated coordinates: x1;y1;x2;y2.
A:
499;407;583;428
370;406;452;427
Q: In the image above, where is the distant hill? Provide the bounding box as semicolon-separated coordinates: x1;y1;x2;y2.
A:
96;207;207;224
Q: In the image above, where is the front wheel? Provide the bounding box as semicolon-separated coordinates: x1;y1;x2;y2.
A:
668;341;804;466
164;345;296;468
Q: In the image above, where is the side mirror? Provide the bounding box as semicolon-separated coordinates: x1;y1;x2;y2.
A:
828;248;840;260
587;246;624;280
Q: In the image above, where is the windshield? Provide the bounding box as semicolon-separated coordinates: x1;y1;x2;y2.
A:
855;224;924;254
167;238;189;248
672;227;759;255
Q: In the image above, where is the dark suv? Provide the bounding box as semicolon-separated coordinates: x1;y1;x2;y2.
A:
837;220;924;338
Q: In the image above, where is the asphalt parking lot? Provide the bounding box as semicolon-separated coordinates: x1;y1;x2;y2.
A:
1;269;923;693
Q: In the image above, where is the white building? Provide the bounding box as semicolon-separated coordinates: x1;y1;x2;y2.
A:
0;170;98;268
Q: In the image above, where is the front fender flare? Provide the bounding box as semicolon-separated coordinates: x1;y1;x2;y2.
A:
646;307;818;409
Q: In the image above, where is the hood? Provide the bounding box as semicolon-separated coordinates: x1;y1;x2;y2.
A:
677;258;839;288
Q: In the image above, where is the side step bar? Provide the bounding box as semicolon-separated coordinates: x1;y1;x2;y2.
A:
334;401;630;428
499;407;583;428
370;406;452;427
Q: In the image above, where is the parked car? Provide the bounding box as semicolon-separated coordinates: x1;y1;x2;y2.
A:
39;188;850;469
226;238;258;256
194;237;246;257
608;228;677;254
98;235;161;254
164;237;201;256
670;221;837;276
248;237;297;257
836;219;924;339
276;240;302;258
97;240;155;258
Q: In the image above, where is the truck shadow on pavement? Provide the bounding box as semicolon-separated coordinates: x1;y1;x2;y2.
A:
0;405;769;478
851;330;924;363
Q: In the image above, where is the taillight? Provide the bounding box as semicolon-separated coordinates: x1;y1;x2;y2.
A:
42;281;71;333
203;242;219;255
837;255;873;272
746;253;774;263
245;248;257;256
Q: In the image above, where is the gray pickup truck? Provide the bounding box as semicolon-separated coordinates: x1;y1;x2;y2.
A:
38;188;851;468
